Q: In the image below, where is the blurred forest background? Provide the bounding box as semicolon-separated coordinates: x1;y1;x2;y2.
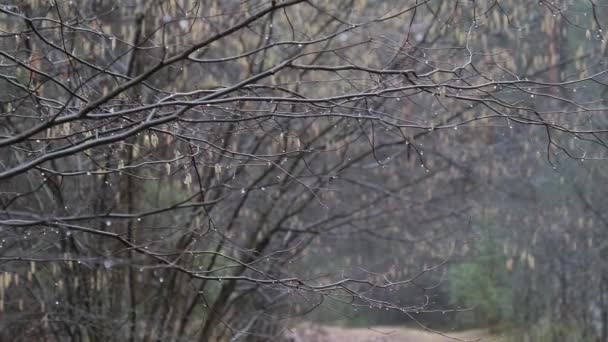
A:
1;0;608;341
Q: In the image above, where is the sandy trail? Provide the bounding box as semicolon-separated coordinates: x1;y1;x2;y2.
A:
287;325;496;342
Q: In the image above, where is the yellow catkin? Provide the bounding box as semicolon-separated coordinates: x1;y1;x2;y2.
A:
0;278;4;312
4;273;11;288
96;271;102;291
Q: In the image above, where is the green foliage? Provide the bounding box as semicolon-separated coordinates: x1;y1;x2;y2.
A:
505;317;587;342
447;231;513;329
447;223;594;341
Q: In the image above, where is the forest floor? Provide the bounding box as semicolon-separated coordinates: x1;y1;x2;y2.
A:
285;323;498;342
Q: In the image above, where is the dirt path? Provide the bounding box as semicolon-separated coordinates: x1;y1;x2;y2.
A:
287;324;495;342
